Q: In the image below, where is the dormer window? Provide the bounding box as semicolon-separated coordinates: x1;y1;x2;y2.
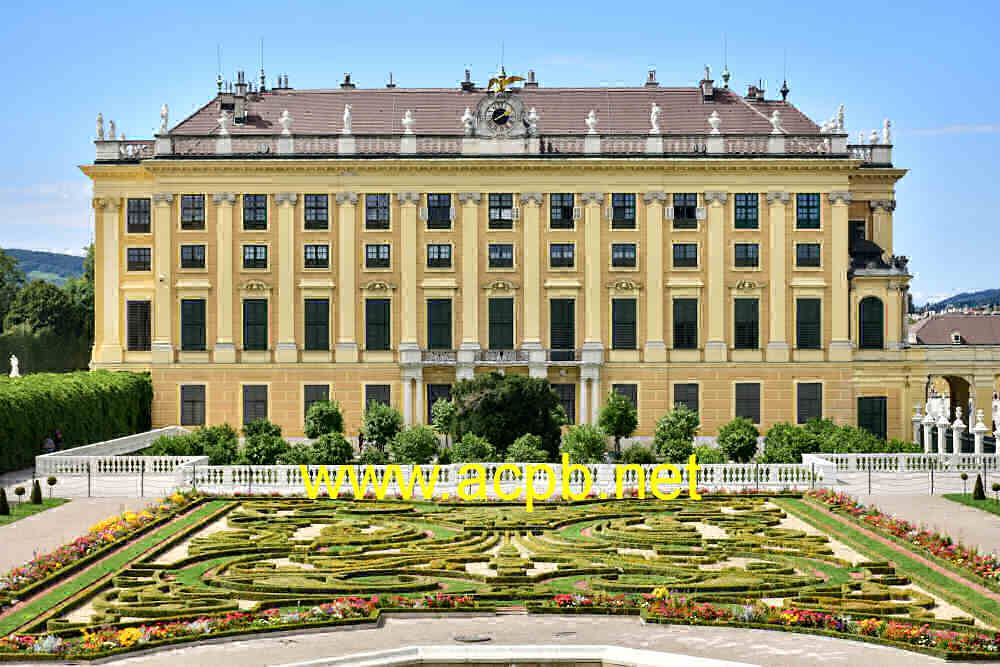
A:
951;331;963;345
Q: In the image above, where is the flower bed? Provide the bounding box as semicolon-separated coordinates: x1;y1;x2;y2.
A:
805;489;1000;591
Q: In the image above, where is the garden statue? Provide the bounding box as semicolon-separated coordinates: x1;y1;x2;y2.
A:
585;109;598;135
9;354;19;378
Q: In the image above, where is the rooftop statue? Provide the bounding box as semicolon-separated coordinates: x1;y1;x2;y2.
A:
96;112;104;140
342;104;352;135
585;110;598;135
461;107;474;136
402;110;414;134
649;102;661;135
159;104;168;134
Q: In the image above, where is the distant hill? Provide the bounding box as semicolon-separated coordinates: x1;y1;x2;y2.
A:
3;249;84;286
925;289;1000;311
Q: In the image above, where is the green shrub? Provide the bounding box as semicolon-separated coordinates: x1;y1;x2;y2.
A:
560;424;608;463
304;400;344;438
389;425;439;464
14;487;25;504
191;424;239;465
620;443;657;465
505;434;550;463
358;446;389;465
238;434;290;465
0;488;8;515
310;433;354;465
275;444;312;465
693;444;727;464
718;418;760;463
597;391;638;456
29;479;42;504
653;405;699;463
430;398;456;444
0;325;90;374
452;433;497;463
0;370;152;474
437;447;452;465
243;419;282;440
46;476;57;497
362;402;403;453
974;473;987;500
759;421;817;464
145;433;201;457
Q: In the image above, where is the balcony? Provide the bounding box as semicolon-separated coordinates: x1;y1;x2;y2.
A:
475;349;530;364
421;350;457;364
547;349;582;363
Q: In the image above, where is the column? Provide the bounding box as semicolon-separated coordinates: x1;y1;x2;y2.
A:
922;412;935;452
458;192;483;370
643;192;667;361
151;193;174;363
829;192;853;361
213;193;236;363
764;192;789;362
336;192;358;362
98;198;122;363
580;378;589;426
973;410;987;454
415;375;424;425
590;372;601;424
398;192;420;364
520;192;543;350
870;199;895;256
275;193;298;362
403;377;412;426
886;282;905;350
704;192;727;362
974;376;995;435
580;192;604;362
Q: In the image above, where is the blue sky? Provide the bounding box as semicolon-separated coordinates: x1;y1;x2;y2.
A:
1;0;995;305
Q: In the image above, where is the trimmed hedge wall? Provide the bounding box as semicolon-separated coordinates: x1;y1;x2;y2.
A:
0;371;152;473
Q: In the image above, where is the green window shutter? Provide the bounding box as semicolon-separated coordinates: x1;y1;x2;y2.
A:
304;384;329;416
797;383;823;424
550;299;575;353
365;299;390;351
243;385;268;424
859;297;884;349
673;298;698;349
427;299;452;349
734;383;760;423
126;301;151;351
673;383;699;414
304;298;330;351
858;396;887;440
180;385;205;425
243;299;268;350
796;298;821;349
734;298;759;349
181;299;206;351
612;298;637;350
488;298;514;350
365;384;390;408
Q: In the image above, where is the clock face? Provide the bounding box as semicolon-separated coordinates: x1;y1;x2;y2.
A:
491;106;511;125
485;101;516;132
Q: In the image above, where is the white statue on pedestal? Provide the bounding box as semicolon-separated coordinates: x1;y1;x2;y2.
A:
769;110;782;134
279;109;292;135
218;111;230;135
402;110;414;134
461;107;474;136
869;129;878;144
96;113;104;140
837;104;845;132
158;104;168;134
8;354;19;378
858;131;864;145
526;107;538;135
649;102;661;135
585;110;598;135
108;120;116;140
342;104;352;135
882;118;891;145
708;110;721;135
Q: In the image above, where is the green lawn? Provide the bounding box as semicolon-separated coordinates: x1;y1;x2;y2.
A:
0;498;69;526
944;493;1000;517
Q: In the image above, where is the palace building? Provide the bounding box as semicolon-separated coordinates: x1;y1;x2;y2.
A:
82;65;988;442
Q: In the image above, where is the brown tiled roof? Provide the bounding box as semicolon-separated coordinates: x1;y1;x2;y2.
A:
170;86;820;137
912;315;1000;345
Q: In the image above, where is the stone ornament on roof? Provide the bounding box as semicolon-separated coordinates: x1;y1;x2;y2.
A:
96;113;104;140
461;107;474;136
837;105;845;132
526;107;538;136
708;110;721;135
869;129;878;144
158;104;168;135
769;110;783;134
108;120;116;140
402;110;414;135
218;111;230;136
279;110;292;135
649;103;661;135
585;110;598;135
342;104;352;135
882;119;891;145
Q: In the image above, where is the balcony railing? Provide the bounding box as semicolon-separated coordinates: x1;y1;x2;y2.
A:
421;350;457;364
547;348;581;362
475;349;530;363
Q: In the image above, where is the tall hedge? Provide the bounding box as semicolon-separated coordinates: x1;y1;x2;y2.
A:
0;370;152;473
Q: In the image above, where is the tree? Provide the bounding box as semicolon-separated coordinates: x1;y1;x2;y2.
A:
362;402;403;453
693;444;727;464
3;280;75;335
451;433;497;463
505;434;550;463
759;422;817;464
560;424;608;463
310;432;354;465
450;372;565;460
0;249;25;328
275;444;312;466
620;443;656;465
653;405;700;463
243;419;282;440
431;398;456;447
62;245;95;341
0;488;7;515
389;425;439;464
238;426;291;465
304;400;345;438
598;391;638;456
974;473;987;501
30;479;42;504
197;424;240;465
718;418;760;463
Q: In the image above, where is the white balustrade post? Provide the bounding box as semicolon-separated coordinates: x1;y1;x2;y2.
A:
936;411;950;454
952;407;966;455
912;404;923;445
973;409;988;455
922;412;935;453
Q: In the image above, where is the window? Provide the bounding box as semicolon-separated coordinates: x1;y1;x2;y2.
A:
427;384;452;423
796;193;820;229
796;298;822;349
796;243;821;267
613;383;638;411
427;244;452;268
734;193;758;229
304;194;328;230
673;193;698;229
488;243;513;268
672;243;698;268
488;298;514;350
858;396;887;440
673;383;699;414
243;299;268;350
849;220;866;247
611;193;636;228
734;243;759;268
243;194;267;230
550;193;575;229
427;299;452;350
734;298;759;349
365;384;390;409
243;385;268;425
126;300;151;351
304;385;329;417
611;243;636;268
180;195;205;230
304;298;329;351
673;298;698;349
127;247;151;271
553;384;576;424
427;194;452;229
859;296;884;349
180;385;205;426
488;193;514;229
304;244;329;269
243;245;267;269
365;244;390;269
180;244;205;269
365;194;390;229
550;298;575;361
797;383;822;424
365;298;390;350
180;299;206;351
734;383;761;423
127;198;151;233
612;298;637;350
550;243;575;268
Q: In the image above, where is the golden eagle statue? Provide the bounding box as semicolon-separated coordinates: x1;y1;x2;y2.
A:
487;67;524;94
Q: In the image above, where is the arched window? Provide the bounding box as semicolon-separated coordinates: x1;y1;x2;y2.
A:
859;296;884;349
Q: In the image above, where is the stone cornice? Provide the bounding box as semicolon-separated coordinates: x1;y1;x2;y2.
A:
765;191;789;205
869;199;896;212
704;191;728;206
519;192;543;205
642;191;667;204
212;193;236;205
457;192;482;205
397;191;420;205
335;191;358;205
580;192;604;205
829;191;852;205
275;192;298;205
151;193;174;205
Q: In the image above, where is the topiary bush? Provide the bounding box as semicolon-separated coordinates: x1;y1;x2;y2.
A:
388;425;439;464
653;405;699;463
619;443;656;465
974;473;987;500
304;400;344;438
46;476;56;498
505;433;550;463
560;424;608;463
718;417;759;463
310;432;355;465
14;486;25;504
0;488;8;515
29;479;42;504
362;402;403;453
451;433;497;463
597;391;638;457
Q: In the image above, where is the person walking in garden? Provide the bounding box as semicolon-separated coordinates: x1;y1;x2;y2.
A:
54;429;63;450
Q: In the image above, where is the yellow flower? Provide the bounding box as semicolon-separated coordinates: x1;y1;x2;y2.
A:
116;627;143;647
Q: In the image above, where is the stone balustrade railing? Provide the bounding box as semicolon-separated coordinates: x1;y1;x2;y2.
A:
35;426;196;476
820;452;1000;473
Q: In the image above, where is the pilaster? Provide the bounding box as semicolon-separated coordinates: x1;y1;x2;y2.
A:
643;192;667;361
973;376;995;436
704;193;727;361
870;199;895;257
98;198;122;363
213;193;236;363
581;192;604;351
460;192;484;360
519;192;542;350
336;192;359;362
765;191;789;362
399;192;420;348
275;192;298;362
829;191;853;361
151;193;174;363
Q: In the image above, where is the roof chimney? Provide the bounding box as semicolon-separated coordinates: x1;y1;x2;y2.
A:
461;68;475;92
645;67;658;87
340;73;356;89
524;69;538;88
386;72;396;89
233;71;248;123
700;65;714;101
